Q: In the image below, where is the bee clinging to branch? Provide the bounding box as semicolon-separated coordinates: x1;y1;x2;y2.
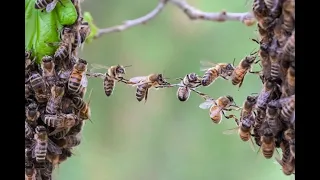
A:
269;37;282;81
68;58;88;95
253;107;266;146
258;122;277;159
41;55;58;87
275;140;295;175
240;94;257;120
46;81;65;115
128;73;171;103
27;71;48;103
231;51;260;89
199;95;240;124
256;78;278;110
86;63;131;97
199;61;234;86
72;88;93;121
173;73;204;102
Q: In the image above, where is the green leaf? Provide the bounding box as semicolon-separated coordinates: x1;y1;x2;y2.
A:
25;0;78;64
83;12;98;44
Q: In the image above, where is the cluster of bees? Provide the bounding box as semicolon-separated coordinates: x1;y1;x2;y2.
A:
25;0;295;179
25;0;91;180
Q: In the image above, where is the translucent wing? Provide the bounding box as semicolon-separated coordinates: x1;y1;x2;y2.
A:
48;128;64;136
91;63;110;70
129;76;149;86
222;127;239;135
80;74;88;87
46;0;58;12
199;99;214;109
249;136;256;152
30;142;37;158
47;139;62;155
200;61;217;71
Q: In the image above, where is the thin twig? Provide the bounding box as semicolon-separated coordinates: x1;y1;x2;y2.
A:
94;0;256;39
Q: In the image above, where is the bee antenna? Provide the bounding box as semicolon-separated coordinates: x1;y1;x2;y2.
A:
251;38;259;44
86;88;93;106
232;58;236;67
123;65;132;68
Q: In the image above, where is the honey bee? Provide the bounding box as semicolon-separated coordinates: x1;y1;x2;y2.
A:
268;95;295;124
40;162;53;180
87;63;131;97
76;21;91;52
25;149;36;180
56;135;81;148
46;151;60;168
72;89;93;121
269;38;281;80
58;67;72;84
26;102;41;125
68;58;88;95
252;0;275;30
25;121;34;140
200;61;234;86
174;73;203;102
231;52;260;89
275;140;295;175
256;78;277;109
52;129;70;140
282;0;295;34
199;95;240;124
240;95;257;120
259;123;276;159
25;83;33;99
282;62;295;96
46;82;65;115
67;120;85;136
253;107;266;146
25;50;33;69
27;71;48;103
223;114;256;152
273;18;288;48
281;31;295;65
129;74;171;103
264;0;282;18
265;104;282;135
41;55;57;87
30;126;62;163
61;97;75;114
35;0;64;13
284;128;295;158
48;148;74;168
43;113;77;135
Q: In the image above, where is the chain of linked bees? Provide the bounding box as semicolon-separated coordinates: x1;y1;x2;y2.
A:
25;0;294;179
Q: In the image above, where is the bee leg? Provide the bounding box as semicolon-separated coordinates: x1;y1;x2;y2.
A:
144;88;149;104
223;113;239;125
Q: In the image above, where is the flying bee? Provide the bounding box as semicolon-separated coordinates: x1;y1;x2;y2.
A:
27;71;48;103
282;0;295;34
256;78;277;109
253;107;266;146
284;128;295;158
259;123;276;159
129;73;171;103
265;104;282;135
87;63;131;97
68;58;88;95
25;121;34;140
43;113;77;136
30;126;62;163
26;102;41;125
199;61;234;86
275;140;295;175
41;55;57;87
174;73;203;102
72;89;93;121
35;0;64;13
199;95;240;124
46;82;65;115
231;51;260;89
223;114;256;152
240;95;257;120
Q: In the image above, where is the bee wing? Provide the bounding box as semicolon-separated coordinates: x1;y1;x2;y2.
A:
222;127;239;135
46;0;58;12
47;139;62;155
29;142;37;158
90;63;110;71
48;128;63;136
200;61;217;71
129;76;149;86
249;136;256;152
80;74;88;87
199;100;214;109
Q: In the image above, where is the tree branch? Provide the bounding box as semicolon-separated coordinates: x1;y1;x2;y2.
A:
94;0;256;39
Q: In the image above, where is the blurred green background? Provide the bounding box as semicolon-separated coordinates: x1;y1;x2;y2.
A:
55;0;291;180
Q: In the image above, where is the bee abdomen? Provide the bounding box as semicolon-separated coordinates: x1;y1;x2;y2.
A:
136;85;147;102
281;105;294;120
177;87;191;102
270;62;280;79
239;132;250;141
103;77;115;97
201;69;218;86
68;76;82;93
34;0;48;9
54;46;69;61
262;148;274;159
65;135;81;148
231;69;246;85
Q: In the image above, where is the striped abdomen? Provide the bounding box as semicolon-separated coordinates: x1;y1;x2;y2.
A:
71;32;80;52
209;106;222;124
279;141;294;175
65;135;81;148
261;137;275;159
136;83;149;102
256;90;271;109
34;0;51;9
72;96;86;110
35;141;48;162
68;71;83;94
67;121;84;136
280;100;295;121
29;73;46;95
177;86;191;102
289;140;295;158
231;67;247;85
25;122;34;139
43;114;61;128
103;76;115;97
54;43;69;61
201;68;219;86
270;61;280;80
46;97;62;115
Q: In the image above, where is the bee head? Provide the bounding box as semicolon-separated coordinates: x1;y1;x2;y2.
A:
246;95;257;103
226;63;234;71
28;103;38;111
157;74;170;85
116;65;126;76
187;73;198;82
226;95;234;103
76;58;88;71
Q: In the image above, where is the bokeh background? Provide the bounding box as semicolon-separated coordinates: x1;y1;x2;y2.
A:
56;0;291;180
